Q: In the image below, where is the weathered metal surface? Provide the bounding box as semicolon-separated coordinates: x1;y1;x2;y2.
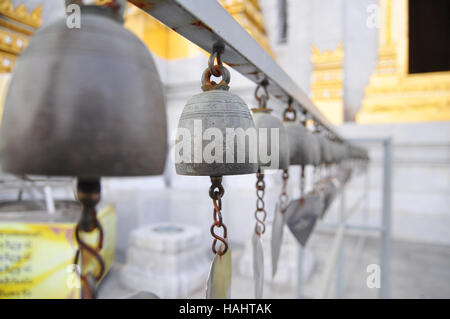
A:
176;88;258;176
0;6;167;177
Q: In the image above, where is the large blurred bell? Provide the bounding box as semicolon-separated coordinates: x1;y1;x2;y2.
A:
252;96;290;171
0;5;167;177
175;65;258;176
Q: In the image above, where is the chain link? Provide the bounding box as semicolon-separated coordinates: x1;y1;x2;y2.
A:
278;169;289;214
300;165;306;206
283;98;297;121
209;176;228;256
254;170;266;236
208;46;224;77
254;79;269;103
74;179;106;299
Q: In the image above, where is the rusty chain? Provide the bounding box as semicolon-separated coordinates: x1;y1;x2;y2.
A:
254;79;269;102
254;170;266;236
299;112;308;206
203;45;230;91
283;98;297;122
208;44;224;77
209;176;228;256
300;165;306;206
73;179;106;299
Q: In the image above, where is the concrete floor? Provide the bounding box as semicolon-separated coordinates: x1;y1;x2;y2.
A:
99;232;450;299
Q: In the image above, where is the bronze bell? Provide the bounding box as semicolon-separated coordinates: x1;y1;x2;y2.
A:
175;64;258;176
0;4;167;177
252;95;290;171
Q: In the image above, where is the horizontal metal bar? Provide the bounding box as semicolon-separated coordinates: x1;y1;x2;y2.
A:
129;0;345;142
345;137;391;144
317;223;384;233
344;193;366;220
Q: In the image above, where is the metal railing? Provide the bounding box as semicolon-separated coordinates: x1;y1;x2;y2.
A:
297;137;392;299
129;0;349;143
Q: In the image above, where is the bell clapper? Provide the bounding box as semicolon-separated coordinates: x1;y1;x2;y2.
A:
74;178;105;299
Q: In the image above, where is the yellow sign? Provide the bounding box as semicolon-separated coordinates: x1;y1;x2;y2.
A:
0;204;116;299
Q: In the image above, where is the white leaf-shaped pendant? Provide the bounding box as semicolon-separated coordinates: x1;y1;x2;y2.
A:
271;203;286;277
252;230;264;299
206;246;232;299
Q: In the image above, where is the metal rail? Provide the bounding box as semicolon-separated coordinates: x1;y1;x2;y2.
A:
309;137;392;299
129;0;346;142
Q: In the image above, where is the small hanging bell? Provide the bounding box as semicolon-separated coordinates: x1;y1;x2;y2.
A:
178;48;257;299
252;88;290;171
0;2;167;177
175;60;258;176
318;135;333;165
283;106;312;166
250;82;290;298
308;132;322;167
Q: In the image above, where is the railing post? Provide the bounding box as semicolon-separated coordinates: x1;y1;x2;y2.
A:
380;138;392;298
297;245;303;298
336;185;346;298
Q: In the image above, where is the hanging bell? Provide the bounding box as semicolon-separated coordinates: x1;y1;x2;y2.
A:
252;93;290;171
175;63;258;176
308;132;322;167
329;141;340;163
283;106;312;166
0;3;167;177
318;135;333;165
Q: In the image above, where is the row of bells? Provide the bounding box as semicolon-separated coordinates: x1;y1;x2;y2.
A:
0;5;367;178
176;87;367;176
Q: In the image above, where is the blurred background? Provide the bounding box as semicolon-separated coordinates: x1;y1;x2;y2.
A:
0;0;448;299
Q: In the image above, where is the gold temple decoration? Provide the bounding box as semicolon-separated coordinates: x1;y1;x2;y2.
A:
125;0;273;60
219;0;273;57
0;0;42;73
0;1;42;28
357;0;450;123
124;4;201;60
310;43;344;125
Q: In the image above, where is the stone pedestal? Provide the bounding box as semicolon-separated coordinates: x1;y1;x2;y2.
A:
120;222;209;298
